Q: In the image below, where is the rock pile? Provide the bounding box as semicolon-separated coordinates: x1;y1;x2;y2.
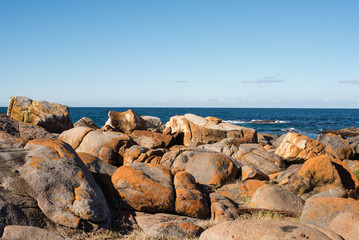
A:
1;96;359;239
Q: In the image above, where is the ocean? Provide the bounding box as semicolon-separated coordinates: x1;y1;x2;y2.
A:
1;107;359;139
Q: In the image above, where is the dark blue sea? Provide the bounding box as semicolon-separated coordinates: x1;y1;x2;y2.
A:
1;107;359;139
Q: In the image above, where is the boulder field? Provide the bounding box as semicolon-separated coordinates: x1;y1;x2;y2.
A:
1;97;359;239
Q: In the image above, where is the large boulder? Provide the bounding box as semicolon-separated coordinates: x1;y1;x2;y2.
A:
73;117;99;129
185;152;238;187
300;197;359;228
134;212;203;239
0;139;110;228
199;219;332;240
141;116;163;130
251;185;305;213
59;127;133;166
130;130;173;149
197;138;242;156
275;132;336;162
1;225;70;240
0;131;26;149
111;163;175;213
287;155;359;197
7;96;73;133
327;212;359;240
160;149;213;171
165;114;257;146
103;109;147;135
0;113;54;141
209;193;240;221
232;144;285;174
317;133;353;159
174;171;210;219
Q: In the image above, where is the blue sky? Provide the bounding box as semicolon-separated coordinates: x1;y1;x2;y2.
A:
1;0;358;107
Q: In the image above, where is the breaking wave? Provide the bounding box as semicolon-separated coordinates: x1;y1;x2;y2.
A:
224;119;290;124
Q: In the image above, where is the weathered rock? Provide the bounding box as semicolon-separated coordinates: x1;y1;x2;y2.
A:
323;127;359;137
142;116;163;130
275;132;335;162
327;212;359;240
174;171;210;219
209;193;240;221
251;185;305;213
73;117;99;129
130;130;173;149
134;212;203;239
232;144;285;175
199;219;331;240
0;139;110;228
300;197;359;228
197;137;242;156
165;114;257;146
123;145;149;166
216;180;266;205
7;96;73;133
317;133;353;159
60;127;133;166
160;149;213;171
308;187;347;200
287;155;359;197
306;224;344;240
77;152;118;175
103;109;147;135
111;163;175;213
272;133;287;149
0;187;49;228
344;159;359;173
240;165;269;181
0;113;54;141
186;152;238;187
0;131;26;149
1;225;70;240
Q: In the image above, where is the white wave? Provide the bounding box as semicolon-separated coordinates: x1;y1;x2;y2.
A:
281;127;297;132
224;119;290;124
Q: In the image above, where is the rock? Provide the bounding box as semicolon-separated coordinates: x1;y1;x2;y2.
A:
344;159;359;173
300;197;359;227
199;219;331;240
272;133;287;149
308;187;347;200
130;130;173;149
165;114;257;146
174;171;210;219
160;148;213;171
111;163;175;213
216;180;266;205
327;212;359;240
232;144;285;175
346;135;359;159
322;127;359;138
7;96;73;133
73;117;99;129
275;132;336;162
305;224;344;240
1;225;70;240
123;145;149;166
251;185;305;213
142;116;163;130
0;139;110;228
185;152;238;187
0;131;26;149
77;152;118;175
0;187;49;227
197;138;242;156
317;133;353;159
209;193;240;221
134;212;203;239
0;113;54;141
240;165;269;181
60;127;133;166
287;155;359;197
103;109;147;135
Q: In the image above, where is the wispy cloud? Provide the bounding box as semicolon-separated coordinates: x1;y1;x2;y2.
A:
339;78;359;84
173;80;189;83
242;77;286;84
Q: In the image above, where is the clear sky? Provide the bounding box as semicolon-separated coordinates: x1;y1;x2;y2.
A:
1;0;358;108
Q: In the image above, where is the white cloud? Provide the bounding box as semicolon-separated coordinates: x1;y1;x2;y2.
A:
242;77;286;84
266;97;281;103
339;78;359;84
322;98;330;102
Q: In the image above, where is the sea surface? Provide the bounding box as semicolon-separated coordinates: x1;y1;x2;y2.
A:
1;107;359;139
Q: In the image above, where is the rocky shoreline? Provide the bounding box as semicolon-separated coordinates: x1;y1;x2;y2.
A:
1;96;359;239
